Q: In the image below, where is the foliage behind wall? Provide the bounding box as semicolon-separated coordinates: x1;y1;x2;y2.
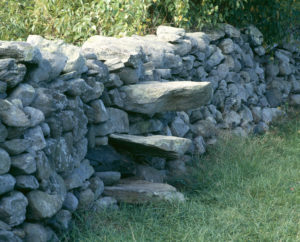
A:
0;0;299;44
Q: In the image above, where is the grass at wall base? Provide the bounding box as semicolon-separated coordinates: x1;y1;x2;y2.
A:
62;108;300;241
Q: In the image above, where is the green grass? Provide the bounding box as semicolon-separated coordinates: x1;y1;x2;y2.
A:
63;109;300;242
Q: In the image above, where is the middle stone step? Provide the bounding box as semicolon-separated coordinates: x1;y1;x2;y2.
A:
117;81;212;115
109;134;192;159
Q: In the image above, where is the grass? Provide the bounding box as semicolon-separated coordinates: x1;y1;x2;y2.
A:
63;109;300;242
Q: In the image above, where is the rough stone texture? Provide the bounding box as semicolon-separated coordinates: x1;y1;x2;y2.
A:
23;223;48;242
109;134;192;159
92;197;118;211
0;99;30;127
104;179;185;204
0;191;28;226
0;174;16;195
27;191;63;220
0;148;11;174
15;175;39;191
121;81;211;115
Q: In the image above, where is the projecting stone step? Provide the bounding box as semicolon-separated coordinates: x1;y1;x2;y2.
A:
103;179;185;204
118;81;212;115
109;134;192;159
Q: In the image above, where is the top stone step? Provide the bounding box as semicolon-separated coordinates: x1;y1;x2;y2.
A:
118;81;212;115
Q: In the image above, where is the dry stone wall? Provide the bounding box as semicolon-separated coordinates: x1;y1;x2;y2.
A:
0;24;299;241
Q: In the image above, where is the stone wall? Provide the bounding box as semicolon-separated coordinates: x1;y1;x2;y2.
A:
0;24;299;241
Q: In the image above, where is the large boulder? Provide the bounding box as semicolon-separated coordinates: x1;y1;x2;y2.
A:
118;81;212;115
104;179;185;204
109;134;192;159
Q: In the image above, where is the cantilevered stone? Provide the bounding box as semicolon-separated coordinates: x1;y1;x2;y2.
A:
118;81;212;115
109;134;192;159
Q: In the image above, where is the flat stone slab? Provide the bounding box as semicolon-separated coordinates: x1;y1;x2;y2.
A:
104;179;185;204
118;81;212;115
109;134;191;159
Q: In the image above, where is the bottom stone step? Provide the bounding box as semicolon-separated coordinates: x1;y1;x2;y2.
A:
103;179;185;204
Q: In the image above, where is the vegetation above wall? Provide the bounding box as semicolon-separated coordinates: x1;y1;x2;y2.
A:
0;0;299;44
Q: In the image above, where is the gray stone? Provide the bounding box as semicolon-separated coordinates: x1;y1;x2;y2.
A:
84;100;108;124
118;81;212;115
40;123;51;137
31;88;68;117
8;84;35;107
80;81;104;103
186;32;210;52
27;35;87;75
86;59;109;81
265;89;282;108
173;39;192;56
89;176;104;199
254;46;266;56
93;108;129;136
95;137;108;146
251;106;262;123
0;99;30;127
109;134;192;159
156;26;185;42
23;223;48;242
0;175;16;195
0;220;11;231
118;67;143;84
77;189;95;210
219;39;234;54
23;107;45;127
64;160;94;190
136;165;165;183
0;191;28;226
104;179;185;204
15;175;39;191
167;159;187;177
63;192;78;212
240;105;254;125
66;78;91;96
83;35;144;68
0;41;41;63
93;197;118;211
95;172;121;186
27;191;63;220
193;136;206;155
105;73;123;88
48;209;72;231
0;148;11;174
245;25;263;46
35;151;53;181
0;122;8;142
206;48;225;69
0;231;22;242
191;120;217;138
253;122;269;135
224;111;241;127
108;88;124;107
290;94;300;106
129;119;164;135
11;153;36;174
27;51;67;84
224;24;240;38
24;126;46;152
170;116;190;137
279;61;292;76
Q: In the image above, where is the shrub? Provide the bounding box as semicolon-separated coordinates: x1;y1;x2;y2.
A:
0;0;299;44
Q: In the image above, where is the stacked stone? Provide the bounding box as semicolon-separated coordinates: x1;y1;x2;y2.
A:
0;39;117;241
0;23;299;240
82;24;300;181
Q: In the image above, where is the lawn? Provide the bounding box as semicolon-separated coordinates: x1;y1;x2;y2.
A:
63;109;300;242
